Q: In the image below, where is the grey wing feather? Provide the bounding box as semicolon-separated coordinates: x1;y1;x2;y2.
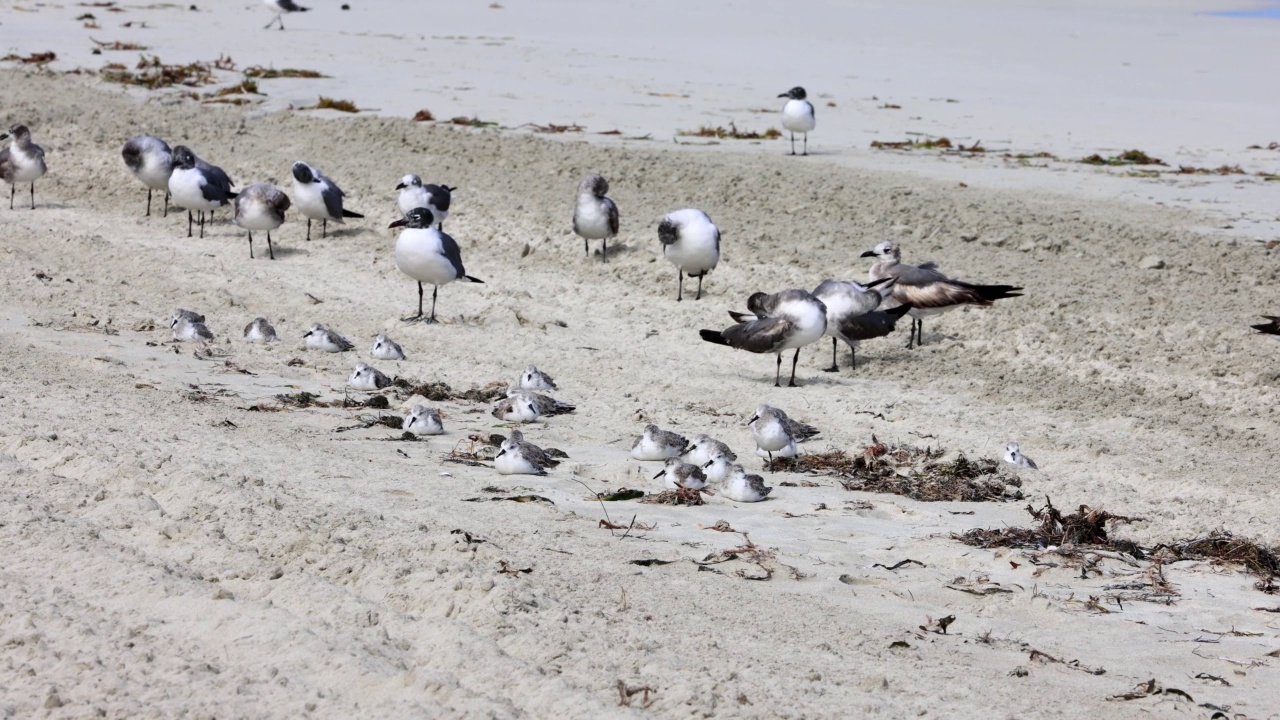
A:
320;183;345;220
720;317;794;354
606;198;619;236
837;310;901;342
0;148;10;182
438;231;466;278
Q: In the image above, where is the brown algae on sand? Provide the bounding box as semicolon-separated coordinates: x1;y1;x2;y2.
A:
677;123;781;140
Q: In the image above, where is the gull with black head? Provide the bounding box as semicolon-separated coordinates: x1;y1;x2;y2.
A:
234;183;290;259
291;161;363;241
168;145;235;239
389;206;484;323
263;0;308;29
572;174;619;262
121;135;172;216
777;87;815;156
659;208;720;301
812;277;911;372
395;175;453;229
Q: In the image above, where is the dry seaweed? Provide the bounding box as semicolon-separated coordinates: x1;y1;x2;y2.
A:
274;391;342;408
244;65;328;79
871;136;953;151
1150;533;1280;579
301;96;360;112
412;109;435;121
90;38;149;51
520;122;584;134
393;378;507;403
1176;164;1247;175
677;123;781;140
954;497;1143;550
450;116;499;127
101;54;234;89
1080;149;1166;166
207;79;260;97
640;488;706;506
1;51;57;65
334;414;402;433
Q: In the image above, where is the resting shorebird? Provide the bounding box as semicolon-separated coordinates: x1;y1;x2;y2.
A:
748;404;819;470
777;86;815;156
700;289;827;387
572;174;619;262
659;208;720;301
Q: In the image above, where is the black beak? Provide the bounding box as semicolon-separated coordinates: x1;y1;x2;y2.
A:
859;250;878;258
302;332;310;338
703;460;714;468
0;133;8;141
865;277;892;288
747;415;758;425
652;470;665;480
388;218;408;229
394;182;406;190
777;93;788;98
496;448;506;458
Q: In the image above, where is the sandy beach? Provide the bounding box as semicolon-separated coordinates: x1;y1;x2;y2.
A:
2;1;1280;717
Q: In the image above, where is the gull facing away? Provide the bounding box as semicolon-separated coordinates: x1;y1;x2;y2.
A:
395;175;453;229
168;145;235;239
572;174;619;262
1;124;47;210
653;458;709;490
861;241;1022;349
631;424;688;461
263;0;308;29
303;323;354;352
813;277;912;372
721;464;772;503
1252;316;1280;338
519;364;557;391
403;405;444;436
748;404;819;470
291;161;364;241
243;317;278;342
659;208;720;301
234;183;291;260
700;289;828;387
1003;443;1038;470
389;207;484;323
121;135;172;216
777;87;815;156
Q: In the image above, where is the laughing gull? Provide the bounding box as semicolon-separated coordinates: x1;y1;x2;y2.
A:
700;289;828;387
0;124;46;210
121;135;172;216
291;161;363;241
1252;316;1280;337
233;183;291;260
168;145;235;238
861;241;1022;349
572;174;619;262
721;464;772;502
659;208;720;301
777;87;815;156
812;278;911;371
389;207;484;323
395;175;453;229
263;0;308;29
748;404;818;469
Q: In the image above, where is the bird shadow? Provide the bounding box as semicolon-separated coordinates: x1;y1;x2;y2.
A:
315;226;362;239
267;244;310;258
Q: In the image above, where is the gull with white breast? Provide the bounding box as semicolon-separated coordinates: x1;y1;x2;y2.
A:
572;174;619;262
395;175;453;228
659;208;720;301
777;86;815;156
121;135;172;216
168;145;235;239
234;183;291;260
1;124;47;210
291;161;364;241
389;207;484;323
263;0;308;29
700;289;828;387
812;277;910;372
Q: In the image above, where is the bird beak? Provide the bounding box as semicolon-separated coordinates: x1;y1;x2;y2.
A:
652;470;665;480
747;415;758;425
776;93;788;98
703;460;714;468
394;182;406;190
859;250;878;258
301;332;310;338
496;448;506;458
388;218;408;229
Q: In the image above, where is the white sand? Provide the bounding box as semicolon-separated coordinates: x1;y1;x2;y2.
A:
2;1;1280;716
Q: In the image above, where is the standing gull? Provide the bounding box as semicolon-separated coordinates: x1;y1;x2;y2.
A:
0;124;46;210
699;289;828;387
233;183;291;260
631;424;688;461
812;277;910;372
370;334;406;360
659;208;720;301
748;405;819;469
121;135;172;216
168;145;235;239
389;207;484;323
395;175;453;229
572;174;619;262
861;241;1022;349
291;161;364;241
263;0;308;29
777;87;815;156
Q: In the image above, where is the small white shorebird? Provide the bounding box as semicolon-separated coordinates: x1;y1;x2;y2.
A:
812;277;911;372
721;464;772;503
234;183;291;260
172;315;213;341
121;135;172;216
681;434;736;469
777;86;815;156
748;405;819;470
168;145;235;239
506;386;575;416
658;208;720;301
389;207;484;323
1;124;47;210
303;323;354;352
403;405;444;436
263;0;309;29
631;424;688;461
572;174;619;262
1003;443;1038;470
700;289;828;387
348;362;391;391
370;334;406;360
861;241;1022;349
291;161;363;241
395;175;453;228
243;317;278;342
495;430;559;476
701;449;736;484
491;394;540;423
518;364;557;392
653;457;709;491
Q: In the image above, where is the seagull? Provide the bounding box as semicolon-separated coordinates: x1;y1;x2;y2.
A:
699;289;828;387
370;333;406;360
291;161;363;241
812;278;910;372
403;405;444;436
348;361;392;391
233;183;291;260
0;124;47;210
1252;316;1280;338
659;208;720;301
495;430;559;475
631;424;688;461
395;175;453;229
168;145;235;239
263;0;309;29
721;464;772;503
680;434;736;468
748;404;818;470
1003;443;1038;469
121;135;172;216
389;206;484;323
302;323;354;352
861;241;1022;349
653;457;709;491
518;364;557;392
243;317;278;342
777;86;815;156
572;174;619;262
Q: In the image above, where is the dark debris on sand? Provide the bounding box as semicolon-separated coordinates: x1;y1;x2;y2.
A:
393;378;507;403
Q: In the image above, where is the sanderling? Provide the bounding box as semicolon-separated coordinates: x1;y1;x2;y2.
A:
172;315;214;341
813;278;911;371
861;241;1022;349
403;405;444;436
1003;443;1038;470
659;208;720;301
234;183;291;260
170;308;205;328
630;424;688;461
653;457;709;490
349;361;391;391
370;333;406;360
390;207;484;323
122;135;172;217
721;464;772;502
701;450;736;484
518;364;557;392
1252;316;1280;338
748;405;818;469
302;323;354;352
263;0;308;29
1;124;47;210
572;174;619;262
168;145;235;239
506;385;574;416
681;434;736;468
777;86;815;156
495;430;558;476
291;161;363;241
395;175;453;228
243;317;278;342
491;394;540;423
700;288;828;387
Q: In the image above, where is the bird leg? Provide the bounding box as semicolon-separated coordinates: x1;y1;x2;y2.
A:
146;188;152;217
788;347;801;387
28;183;34;210
823;337;840;372
774;353;782;387
905;318;918;350
198;210;206;239
916;319;925;347
306;218;312;242
789;131;796;156
187;209;193;238
583;237;589;256
248;230;254;259
163;191;170;217
677;270;684;302
267;231;275;260
8;184;13;210
695;273;704;301
400;282;425;322
602;238;608;263
426;285;440;324
803;133;808;157
322;218;327;239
